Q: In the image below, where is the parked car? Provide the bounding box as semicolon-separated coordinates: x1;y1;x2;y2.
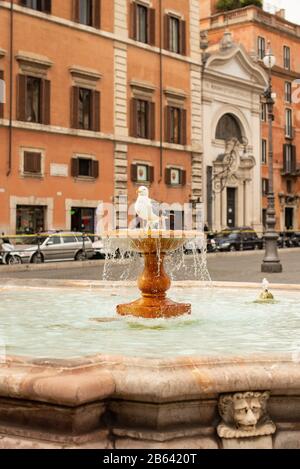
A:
277;231;294;248
291;232;300;247
12;232;94;264
92;237;106;259
214;228;263;252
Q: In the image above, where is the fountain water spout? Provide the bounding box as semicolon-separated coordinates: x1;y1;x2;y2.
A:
259;278;274;302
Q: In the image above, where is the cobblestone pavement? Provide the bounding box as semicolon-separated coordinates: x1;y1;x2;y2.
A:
0;249;299;284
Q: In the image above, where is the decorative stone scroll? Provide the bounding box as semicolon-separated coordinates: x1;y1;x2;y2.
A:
217;391;276;439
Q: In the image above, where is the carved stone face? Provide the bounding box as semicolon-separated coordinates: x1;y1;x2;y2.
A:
232;396;264;431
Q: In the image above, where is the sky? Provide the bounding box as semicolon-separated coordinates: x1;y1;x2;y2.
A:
264;0;300;25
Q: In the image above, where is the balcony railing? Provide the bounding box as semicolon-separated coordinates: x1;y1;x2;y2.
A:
285;127;295;139
208;6;300;39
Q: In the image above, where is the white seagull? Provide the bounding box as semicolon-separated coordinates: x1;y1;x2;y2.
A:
135;186;164;230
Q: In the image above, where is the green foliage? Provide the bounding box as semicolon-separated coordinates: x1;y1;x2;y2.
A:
216;0;263;12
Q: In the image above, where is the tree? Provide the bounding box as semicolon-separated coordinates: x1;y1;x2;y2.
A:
216;0;263;12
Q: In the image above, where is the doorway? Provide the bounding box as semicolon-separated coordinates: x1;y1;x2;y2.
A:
226;188;236;228
71;207;95;234
285;207;294;230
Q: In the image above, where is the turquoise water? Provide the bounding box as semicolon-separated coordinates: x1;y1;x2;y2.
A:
0;286;299;359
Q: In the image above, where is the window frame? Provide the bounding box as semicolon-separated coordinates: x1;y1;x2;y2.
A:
285;81;292;104
261;139;267;165
285;108;293;138
257;36;266;60
283;45;291;70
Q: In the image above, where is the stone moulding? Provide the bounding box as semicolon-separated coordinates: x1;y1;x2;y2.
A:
217;391;276;439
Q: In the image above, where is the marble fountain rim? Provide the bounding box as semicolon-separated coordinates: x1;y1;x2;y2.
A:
0;279;300;406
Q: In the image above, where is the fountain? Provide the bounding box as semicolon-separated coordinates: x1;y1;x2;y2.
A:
103;229;199;318
256;278;275;303
0;192;299;449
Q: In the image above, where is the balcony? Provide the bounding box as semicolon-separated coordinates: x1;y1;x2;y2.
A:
281;165;300;177
207;6;300;39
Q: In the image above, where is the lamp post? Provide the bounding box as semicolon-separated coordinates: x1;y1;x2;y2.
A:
261;44;282;273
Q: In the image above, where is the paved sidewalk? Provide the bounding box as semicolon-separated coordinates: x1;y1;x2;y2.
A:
0;249;299;284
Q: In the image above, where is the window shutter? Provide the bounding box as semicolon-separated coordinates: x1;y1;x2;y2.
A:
91;90;100;131
130;2;137;40
0;70;3;119
130;98;138;137
93;0;101;29
283;144;287;172
291;145;296;172
149;8;156;46
150;102;155;140
17;74;27;121
74;0;80;22
71;158;79;177
131;164;138;182
24;152;32;173
41;79;51;125
149;166;154;183
165;168;171;185
92;160;99;178
181;170;186;186
44;0;52;14
180;20;186;55
165;106;171;143
181;109;187;145
71;86;79;129
34;153;41;173
164;15;170;50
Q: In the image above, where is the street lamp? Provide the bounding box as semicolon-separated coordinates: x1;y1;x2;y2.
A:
261;44;282;273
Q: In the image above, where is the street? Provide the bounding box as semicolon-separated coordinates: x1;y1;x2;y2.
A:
0;249;299;284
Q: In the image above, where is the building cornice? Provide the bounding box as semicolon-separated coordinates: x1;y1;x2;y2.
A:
0;119;201;153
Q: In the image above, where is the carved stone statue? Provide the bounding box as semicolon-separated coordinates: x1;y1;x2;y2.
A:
217;391;276;439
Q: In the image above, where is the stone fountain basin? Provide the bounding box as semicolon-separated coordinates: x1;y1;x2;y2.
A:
0;279;299;449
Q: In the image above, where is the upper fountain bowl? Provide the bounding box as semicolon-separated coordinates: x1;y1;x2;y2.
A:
103;229;201;254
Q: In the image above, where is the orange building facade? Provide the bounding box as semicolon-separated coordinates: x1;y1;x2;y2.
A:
0;0;202;235
201;2;300;231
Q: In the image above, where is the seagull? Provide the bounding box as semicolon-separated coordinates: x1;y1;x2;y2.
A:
135;186;165;230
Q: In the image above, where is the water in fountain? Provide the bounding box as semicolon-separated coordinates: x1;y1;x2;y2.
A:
102;233;211;283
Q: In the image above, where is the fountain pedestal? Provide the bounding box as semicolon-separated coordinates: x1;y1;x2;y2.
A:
117;251;191;318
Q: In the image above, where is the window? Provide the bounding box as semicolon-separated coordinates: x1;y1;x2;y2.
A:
48;236;61;245
261;103;267;122
169;17;180;53
261;139;267;165
165;168;186;186
257;36;265;60
285;82;292;103
285;108;293;138
131;98;155;140
283;144;296;173
23;151;42;175
74;0;100;28
262;178;269;196
16;205;46;234
165;106;186;145
17;75;50;124
71;87;100;131
164;14;186;55
62;235;77;244
215;113;242;142
131;2;155;46
131;163;154;184
20;0;51;13
71;157;99;178
283;46;291;70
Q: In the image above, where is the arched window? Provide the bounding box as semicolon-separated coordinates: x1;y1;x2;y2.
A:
215;114;243;142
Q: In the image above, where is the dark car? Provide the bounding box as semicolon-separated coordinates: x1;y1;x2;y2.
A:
291;232;300;247
215;228;263;252
277;231;294;248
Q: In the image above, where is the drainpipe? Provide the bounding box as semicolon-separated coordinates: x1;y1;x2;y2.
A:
7;0;14;177
158;0;163;183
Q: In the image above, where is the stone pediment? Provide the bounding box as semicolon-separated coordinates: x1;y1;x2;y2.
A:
205;45;268;89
